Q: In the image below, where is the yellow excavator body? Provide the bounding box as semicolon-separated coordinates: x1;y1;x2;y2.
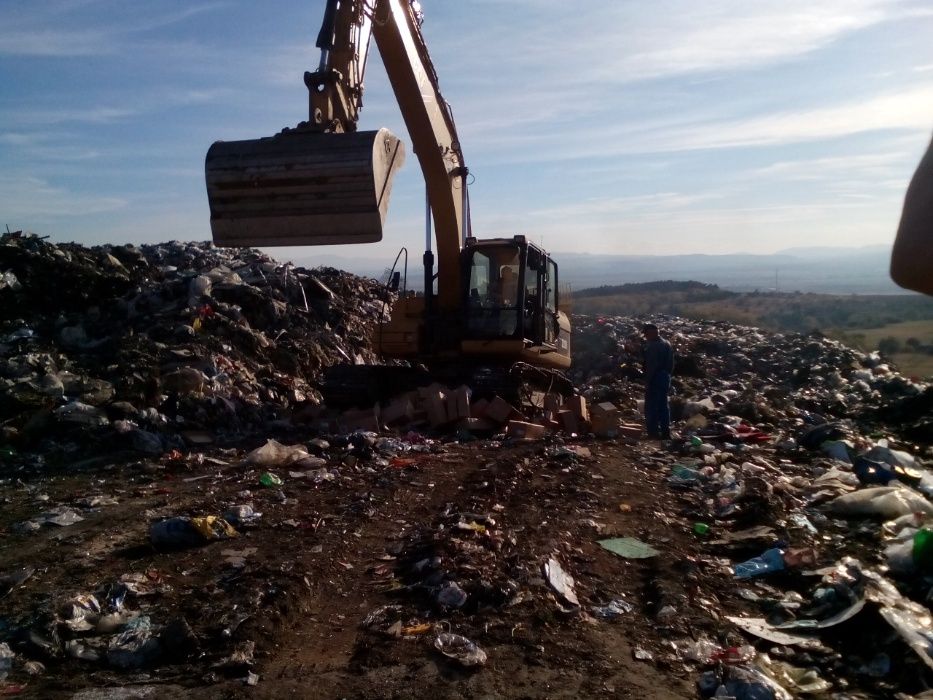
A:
203;0;572;380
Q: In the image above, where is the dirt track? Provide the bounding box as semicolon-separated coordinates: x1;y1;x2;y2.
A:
2;438;703;699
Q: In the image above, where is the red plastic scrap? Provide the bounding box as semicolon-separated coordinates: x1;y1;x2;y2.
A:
389;457;417;469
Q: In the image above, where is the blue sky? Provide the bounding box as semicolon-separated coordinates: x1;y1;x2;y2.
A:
2;0;932;264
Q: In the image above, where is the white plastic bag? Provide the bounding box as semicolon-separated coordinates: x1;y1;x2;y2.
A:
826;486;933;519
243;439;310;467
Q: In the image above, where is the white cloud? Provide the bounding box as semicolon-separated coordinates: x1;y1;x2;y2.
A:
654;85;933;152
603;1;911;81
491;198;904;255
0;29;114;56
0;106;137;126
0;174;126;219
0;2;225;57
462;85;933;165
433;0;923;87
748;151;913;183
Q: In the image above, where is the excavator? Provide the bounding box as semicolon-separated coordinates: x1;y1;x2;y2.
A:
205;0;571;403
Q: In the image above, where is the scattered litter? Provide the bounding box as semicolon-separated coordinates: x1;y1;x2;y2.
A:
544;557;579;607
734;549;785;579
591;598;635;619
150;516;238;547
598;537;660;559
433;633;487;667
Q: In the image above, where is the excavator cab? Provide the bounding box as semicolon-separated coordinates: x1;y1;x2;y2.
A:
461;237;571;370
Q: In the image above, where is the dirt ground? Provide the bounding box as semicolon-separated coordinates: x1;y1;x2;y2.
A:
0;436;713;699
7;426;929;699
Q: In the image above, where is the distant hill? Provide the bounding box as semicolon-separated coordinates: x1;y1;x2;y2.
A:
556;246;900;295
282;244;904;296
572;281;933;335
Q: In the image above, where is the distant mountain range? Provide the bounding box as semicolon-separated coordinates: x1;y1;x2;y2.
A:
284;244;907;295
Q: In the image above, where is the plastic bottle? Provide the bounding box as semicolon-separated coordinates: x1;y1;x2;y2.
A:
712;644;757;665
913;528;933;571
0;642;14;680
733;548;785;579
670;465;702;482
259;471;283;487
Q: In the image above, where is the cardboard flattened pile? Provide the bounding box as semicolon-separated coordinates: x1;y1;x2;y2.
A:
331;385;643;442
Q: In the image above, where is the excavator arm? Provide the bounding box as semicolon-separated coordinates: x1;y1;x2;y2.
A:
304;0;371;133
369;0;468;311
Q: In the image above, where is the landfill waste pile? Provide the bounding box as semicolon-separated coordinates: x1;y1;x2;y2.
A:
1;234;933;698
0;231;393;465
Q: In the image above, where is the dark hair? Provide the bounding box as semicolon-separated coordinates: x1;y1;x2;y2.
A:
642;323;658;332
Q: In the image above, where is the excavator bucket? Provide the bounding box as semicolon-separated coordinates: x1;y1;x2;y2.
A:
205;127;405;247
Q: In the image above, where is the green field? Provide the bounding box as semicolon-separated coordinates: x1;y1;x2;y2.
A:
830;320;933;379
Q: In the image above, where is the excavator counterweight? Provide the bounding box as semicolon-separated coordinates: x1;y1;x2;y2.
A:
206;127;404;247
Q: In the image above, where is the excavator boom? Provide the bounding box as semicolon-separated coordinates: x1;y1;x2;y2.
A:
205;0;571;377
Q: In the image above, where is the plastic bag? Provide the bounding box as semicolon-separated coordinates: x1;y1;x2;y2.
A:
54;401;109;426
244;439;310;467
107;616;160;668
0;642;13;680
734;548;785;579
866;443;917;470
826;486;933;519
434;633;487;667
820;440;853;464
150;516;237;546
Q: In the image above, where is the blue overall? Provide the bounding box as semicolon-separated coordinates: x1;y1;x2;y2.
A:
643;337;674;438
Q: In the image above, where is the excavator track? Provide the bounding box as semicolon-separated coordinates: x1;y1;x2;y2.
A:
322;362;573;411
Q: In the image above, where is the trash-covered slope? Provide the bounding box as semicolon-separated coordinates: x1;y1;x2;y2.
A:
0;232;392;463
568;314;933;698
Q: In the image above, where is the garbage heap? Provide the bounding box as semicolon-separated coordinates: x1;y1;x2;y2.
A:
572;314;932;445
572;314;933;697
0;232;392;464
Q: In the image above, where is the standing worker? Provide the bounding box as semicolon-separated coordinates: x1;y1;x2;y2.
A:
641;323;674;439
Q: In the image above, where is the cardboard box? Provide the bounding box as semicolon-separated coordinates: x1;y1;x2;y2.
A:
457;417;496;432
591;413;620;437
341;407;381;433
618;423;642;441
417;383;448;400
558;409;580;434
506;420;546;440
381;398;414;426
562;395;589;423
446;385;472;420
590;402;620;437
423;392;450;427
485;396;517;424
591;401;618;418
470;398;490;419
